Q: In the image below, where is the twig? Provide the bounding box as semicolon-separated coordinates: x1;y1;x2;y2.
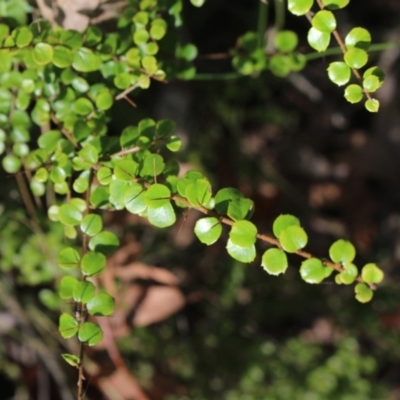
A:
166;192;376;289
315;0;373;100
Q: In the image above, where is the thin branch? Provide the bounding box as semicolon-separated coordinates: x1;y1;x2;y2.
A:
257;0;269;47
168;192;376;290
315;0;373;100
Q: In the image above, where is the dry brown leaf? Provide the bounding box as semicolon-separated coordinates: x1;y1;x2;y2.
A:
114;262;180;286
97;367;150;400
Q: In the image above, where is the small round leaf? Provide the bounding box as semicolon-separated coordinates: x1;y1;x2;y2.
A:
229;220;258;247
272;214;300;238
288;0;314;16
345;27;371;51
81;251;106;276
78;322;103;346
81;214;103;236
87;292;115;316
279;226;308;253
312;10;337;33
354;283;373;303
58;204;83;226
307;28;331;52
327;62;351;86
144;184;171;208
361;263;384;284
58;247;81;269
344;84;363;103
226;239;256;263
194;217;222;245
261;248;288;276
147;202;176;228
300;258;326;284
329;239;356;264
59;313;78;339
365;98;380;113
89;231;120;255
344;48;368;69
73;280;95;303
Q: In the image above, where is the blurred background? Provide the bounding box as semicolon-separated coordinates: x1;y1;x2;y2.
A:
1;0;400;399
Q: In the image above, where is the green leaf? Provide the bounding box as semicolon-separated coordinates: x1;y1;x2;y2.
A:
361;263;384;284
214;187;244;215
95;90;114;110
2;154;22;173
307;28;331;52
300;258;326;283
133;28;149;45
344;84;363;103
147;202;176;228
78;322;103;346
344;48;368;69
59;276;79;299
144;184;171;208
229;220;257;247
74;98;94;116
109;180;130;208
339;262;358;285
78;144;98;164
15;27;33;47
90;186;110;208
226;239;256;263
58;204;83;226
194;217;222;245
269;55;292;77
329;239;356;263
327;62;351;86
156;119;176;137
59;313;78;339
53;46;73;68
186;179;212;207
140;154;165;177
275;30;298;52
363;66;385;86
120;126;140;148
166;135;182;152
124;184;147;214
190;0;205;7
288;0;314;16
150;19;167;40
114;159;139;181
365;98;379;113
272;214;300;238
279;226;308;253
363;75;380;93
81;251;106;276
97;167;113;185
261;248;288;275
58;247;81;269
62;354;80;367
345;27;371;51
87;292;115;316
73;280;95;303
354;283;373;303
81;214;103;236
321;0;349;9
312;10;337;33
89;231;120;255
227;198;254;221
176;44;198;61
32;43;53;65
73;48;101;72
